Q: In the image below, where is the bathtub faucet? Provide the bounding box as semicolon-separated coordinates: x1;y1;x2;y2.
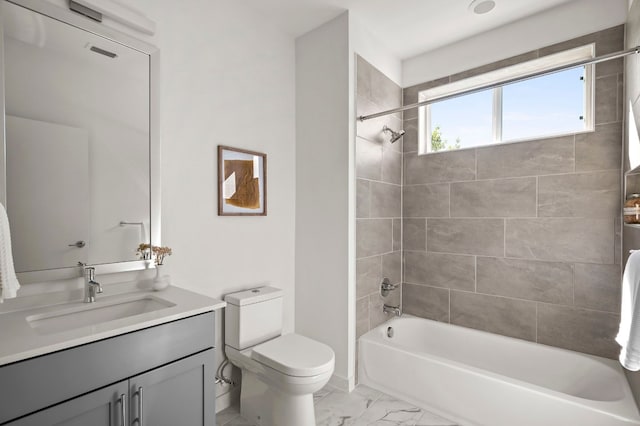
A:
383;304;401;317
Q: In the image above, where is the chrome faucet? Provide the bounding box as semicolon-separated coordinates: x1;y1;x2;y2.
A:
84;267;103;303
383;304;401;317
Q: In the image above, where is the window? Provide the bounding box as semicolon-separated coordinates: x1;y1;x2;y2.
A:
419;45;594;154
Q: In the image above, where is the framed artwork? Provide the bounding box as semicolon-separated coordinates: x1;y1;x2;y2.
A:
217;145;267;216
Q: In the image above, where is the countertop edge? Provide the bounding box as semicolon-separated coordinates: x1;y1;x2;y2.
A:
0;291;226;367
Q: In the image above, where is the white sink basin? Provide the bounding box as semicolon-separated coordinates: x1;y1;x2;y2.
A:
26;295;176;335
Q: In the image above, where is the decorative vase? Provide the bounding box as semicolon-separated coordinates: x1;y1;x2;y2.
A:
152;264;171;291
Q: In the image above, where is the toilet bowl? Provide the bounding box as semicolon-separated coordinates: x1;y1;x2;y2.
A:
224;287;335;426
226;333;334;426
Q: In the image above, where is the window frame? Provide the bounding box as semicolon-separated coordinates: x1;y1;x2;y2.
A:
419;45;595;155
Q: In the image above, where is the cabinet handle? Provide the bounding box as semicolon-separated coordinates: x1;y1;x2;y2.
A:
135;386;143;425
118;393;126;426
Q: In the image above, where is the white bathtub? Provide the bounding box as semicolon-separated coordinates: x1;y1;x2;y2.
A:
358;315;640;426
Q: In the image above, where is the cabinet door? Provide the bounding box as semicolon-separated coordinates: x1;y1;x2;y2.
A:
7;381;128;426
129;349;215;426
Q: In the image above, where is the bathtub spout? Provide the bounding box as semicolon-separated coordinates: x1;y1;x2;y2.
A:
383;304;401;317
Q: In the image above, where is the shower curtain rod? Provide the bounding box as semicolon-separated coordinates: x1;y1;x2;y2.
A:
358;45;640;122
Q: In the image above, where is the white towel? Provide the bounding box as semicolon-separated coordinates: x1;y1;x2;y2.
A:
0;202;19;303
617;250;640;370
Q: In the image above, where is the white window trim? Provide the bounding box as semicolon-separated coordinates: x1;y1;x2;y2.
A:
492;86;502;144
420;44;595;155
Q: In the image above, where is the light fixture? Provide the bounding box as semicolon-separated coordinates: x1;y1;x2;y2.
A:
69;0;156;35
469;0;496;15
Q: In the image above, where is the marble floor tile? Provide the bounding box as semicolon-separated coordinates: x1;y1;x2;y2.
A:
315;386;383;426
216;385;458;426
350;395;423;425
313;386;334;404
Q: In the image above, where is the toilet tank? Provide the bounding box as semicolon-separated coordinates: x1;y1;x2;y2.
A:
224;286;283;350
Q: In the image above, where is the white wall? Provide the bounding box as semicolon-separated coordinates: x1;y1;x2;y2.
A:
295;12;353;390
294;10;402;392
350;14;402;86
133;0;296;407
39;0;297;408
403;0;628;86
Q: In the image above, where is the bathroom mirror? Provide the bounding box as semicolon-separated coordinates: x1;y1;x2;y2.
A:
0;0;160;283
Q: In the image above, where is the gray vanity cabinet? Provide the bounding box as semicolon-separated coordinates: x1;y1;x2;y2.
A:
0;312;216;426
7;381;128;426
7;349;215;426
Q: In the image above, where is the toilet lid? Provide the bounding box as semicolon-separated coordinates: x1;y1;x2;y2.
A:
251;333;335;377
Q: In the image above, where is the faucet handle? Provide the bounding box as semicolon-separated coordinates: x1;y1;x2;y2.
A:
380;277;398;297
85;266;95;280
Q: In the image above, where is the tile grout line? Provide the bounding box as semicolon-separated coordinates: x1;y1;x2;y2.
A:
618;73;623;123
405;249;618;267
357;176;403;187
503;218;506;258
402;168;621;186
474;256;477;293
423;218;428;253
535;302;539;343
573;134;576;173
572;262;576;307
474;148;478;181
405;284;620;315
386;215;615;220
536;176;540;218
448;183;451;218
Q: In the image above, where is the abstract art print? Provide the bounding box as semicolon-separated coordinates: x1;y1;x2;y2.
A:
217;145;267;216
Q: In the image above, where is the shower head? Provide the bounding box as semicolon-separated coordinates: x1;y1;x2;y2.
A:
382;125;405;143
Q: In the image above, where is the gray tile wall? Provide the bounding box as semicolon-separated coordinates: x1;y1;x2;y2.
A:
356;55;403;343
401;26;624;359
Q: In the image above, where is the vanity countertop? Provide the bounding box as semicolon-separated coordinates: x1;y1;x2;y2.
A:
0;286;225;366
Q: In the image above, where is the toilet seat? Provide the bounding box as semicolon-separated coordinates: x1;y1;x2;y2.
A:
251;333;334;377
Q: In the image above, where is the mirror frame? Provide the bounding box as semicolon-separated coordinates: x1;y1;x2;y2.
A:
0;0;161;283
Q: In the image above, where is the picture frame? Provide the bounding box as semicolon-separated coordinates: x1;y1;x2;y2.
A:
217;145;267;216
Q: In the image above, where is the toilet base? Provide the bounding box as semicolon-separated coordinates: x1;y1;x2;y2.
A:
240;369;316;426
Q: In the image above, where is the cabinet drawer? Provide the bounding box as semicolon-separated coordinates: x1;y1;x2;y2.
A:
0;311;214;424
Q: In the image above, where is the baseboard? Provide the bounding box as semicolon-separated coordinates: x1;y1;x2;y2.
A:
328;373;355;392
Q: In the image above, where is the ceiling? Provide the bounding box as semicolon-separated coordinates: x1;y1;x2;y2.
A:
240;0;582;59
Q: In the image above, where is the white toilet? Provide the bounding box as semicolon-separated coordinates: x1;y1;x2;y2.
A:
224;286;335;426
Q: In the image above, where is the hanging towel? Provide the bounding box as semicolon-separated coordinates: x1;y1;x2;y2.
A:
617;250;640;370
0;202;19;303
